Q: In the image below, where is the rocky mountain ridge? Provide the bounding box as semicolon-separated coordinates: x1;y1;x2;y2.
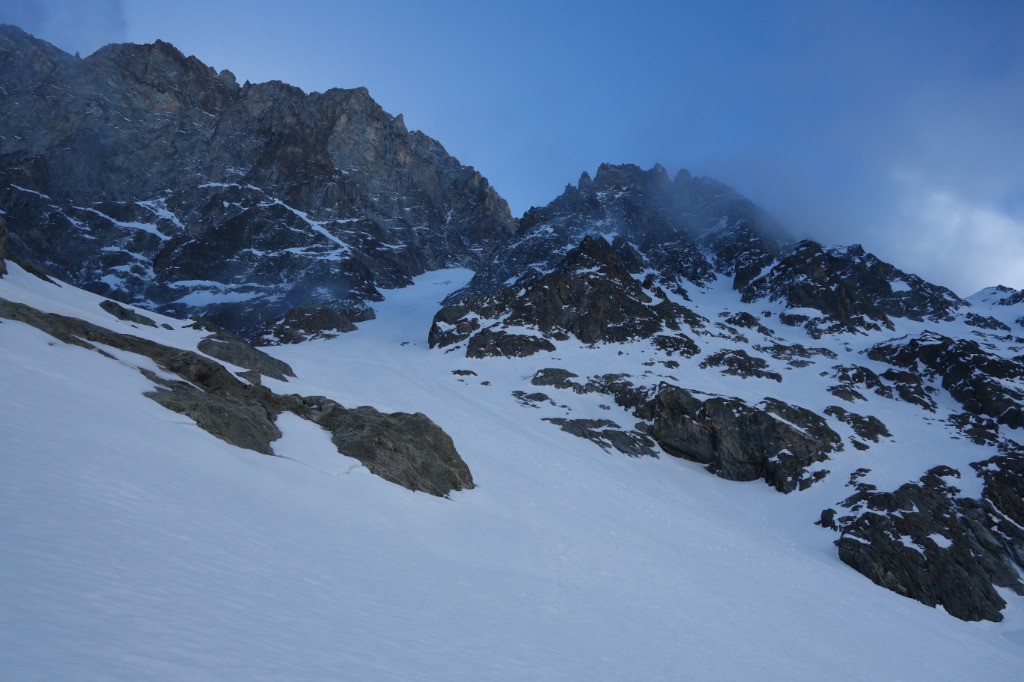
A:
426;160;1023;623
3;24;1024;626
0;24;514;339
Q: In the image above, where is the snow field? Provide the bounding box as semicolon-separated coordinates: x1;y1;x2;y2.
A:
2;266;1023;679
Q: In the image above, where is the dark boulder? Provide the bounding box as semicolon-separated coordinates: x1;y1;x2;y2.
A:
289;396;474;497
636;385;841;492
652;333;700;357
99;299;158;327
531;368;584;392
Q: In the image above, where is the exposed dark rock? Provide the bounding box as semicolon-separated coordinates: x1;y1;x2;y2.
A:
1;296;287;452
971;449;1024;570
965;313;1011;332
0;295;471;496
582;373;649;411
531;368;583;392
754;342;837;368
714;322;749;344
543;417;657;457
99;299;158;327
511;390;551;407
720;310;775;337
818;508;838;529
466;328;555;359
742;241;963;329
636;385;841;492
831;361;936;411
254;305;374;345
827;384;867;403
699;349;782;382
8;254;56;283
427;303;479;348
824;406;891;443
431;163;788;356
0;26;515;341
869;332;1023;426
998;290;1024;307
288;395;474;497
431;236;697;357
879;368;937;411
197;331;295;381
949;412;1001;446
832;466;1024;622
451;369;477;377
445;163;786;304
652;333;701;357
779;312;811;328
530;369;648;414
143;368;282;454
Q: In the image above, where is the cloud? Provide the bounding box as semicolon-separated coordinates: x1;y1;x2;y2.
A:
882;171;1024;295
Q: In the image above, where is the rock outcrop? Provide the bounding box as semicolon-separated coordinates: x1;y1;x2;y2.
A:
288;396;474;497
868;332;1024;428
543;417;657;457
699;349;783;382
99;300;158;327
430;234;701;357
830;465;1024;622
636;385;841;492
741;242;964;331
0;296;472;496
197;330;296;382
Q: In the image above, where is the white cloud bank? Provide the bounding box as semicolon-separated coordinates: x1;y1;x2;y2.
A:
885;171;1024;295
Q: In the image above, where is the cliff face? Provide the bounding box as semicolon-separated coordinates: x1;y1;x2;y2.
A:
0;25;515;339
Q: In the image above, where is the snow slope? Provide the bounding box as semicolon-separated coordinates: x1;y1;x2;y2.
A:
2;264;1024;680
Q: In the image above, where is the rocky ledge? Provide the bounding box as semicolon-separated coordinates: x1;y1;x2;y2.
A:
0;296;472;496
824;461;1024;622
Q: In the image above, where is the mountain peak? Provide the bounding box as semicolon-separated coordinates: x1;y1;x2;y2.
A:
0;26;516;339
577;171;594;191
593;162;670;191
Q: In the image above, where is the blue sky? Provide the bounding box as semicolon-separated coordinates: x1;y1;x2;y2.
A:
3;0;1023;293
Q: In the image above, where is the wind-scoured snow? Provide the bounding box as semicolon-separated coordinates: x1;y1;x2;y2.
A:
2;266;1023;679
